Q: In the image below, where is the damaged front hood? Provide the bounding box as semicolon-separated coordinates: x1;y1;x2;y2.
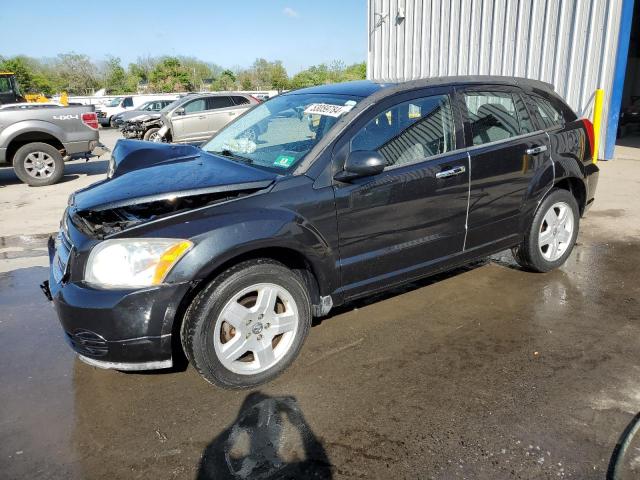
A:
72;139;278;212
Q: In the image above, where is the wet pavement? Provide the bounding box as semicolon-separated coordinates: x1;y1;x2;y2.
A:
2;150;640;479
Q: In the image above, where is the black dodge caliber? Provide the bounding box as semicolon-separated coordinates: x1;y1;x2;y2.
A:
45;77;599;388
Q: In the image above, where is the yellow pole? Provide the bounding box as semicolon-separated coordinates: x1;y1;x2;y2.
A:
592;88;604;164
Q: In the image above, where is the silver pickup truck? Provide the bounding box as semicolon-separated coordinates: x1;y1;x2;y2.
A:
0;103;103;186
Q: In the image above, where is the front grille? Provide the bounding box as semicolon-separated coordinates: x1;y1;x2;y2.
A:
67;330;108;357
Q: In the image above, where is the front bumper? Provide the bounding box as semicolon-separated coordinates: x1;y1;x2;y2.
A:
45;234;192;370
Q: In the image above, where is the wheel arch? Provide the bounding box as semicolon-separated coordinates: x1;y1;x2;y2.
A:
169;245;326;363
554;176;587;216
7;131;65;164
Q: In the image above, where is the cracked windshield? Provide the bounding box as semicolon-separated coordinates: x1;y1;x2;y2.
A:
202;93;361;171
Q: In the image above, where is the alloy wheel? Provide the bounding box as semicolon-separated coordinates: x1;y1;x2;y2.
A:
538;201;574;261
214;283;299;375
24;152;56;179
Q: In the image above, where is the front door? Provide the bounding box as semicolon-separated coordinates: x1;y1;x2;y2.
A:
172;97;209;143
459;87;553;250
333;89;469;299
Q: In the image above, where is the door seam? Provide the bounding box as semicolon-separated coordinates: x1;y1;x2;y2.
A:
462;151;471;251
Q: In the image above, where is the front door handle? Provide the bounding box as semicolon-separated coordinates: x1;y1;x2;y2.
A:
435;165;466;179
526;145;548;155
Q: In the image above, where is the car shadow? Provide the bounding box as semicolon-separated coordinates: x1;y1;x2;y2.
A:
0;159;108;187
197;391;333;479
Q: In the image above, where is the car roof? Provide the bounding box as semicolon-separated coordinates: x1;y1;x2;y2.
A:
288;76;555;99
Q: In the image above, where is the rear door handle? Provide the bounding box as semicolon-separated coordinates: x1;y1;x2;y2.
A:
526;145;548;155
435;165;466;179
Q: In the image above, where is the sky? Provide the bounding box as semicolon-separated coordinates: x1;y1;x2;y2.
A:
0;0;367;74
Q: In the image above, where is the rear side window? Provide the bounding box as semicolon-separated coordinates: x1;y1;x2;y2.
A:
464;91;533;146
122;97;134;107
231;95;250;105
530;94;565;129
208;96;235;109
351;94;455;168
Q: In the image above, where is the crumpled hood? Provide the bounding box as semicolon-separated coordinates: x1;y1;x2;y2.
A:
72;139;277;211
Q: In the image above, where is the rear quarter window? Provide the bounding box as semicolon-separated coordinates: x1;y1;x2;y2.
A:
529;93;577;129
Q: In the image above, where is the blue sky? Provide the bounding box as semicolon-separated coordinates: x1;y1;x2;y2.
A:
0;0;367;74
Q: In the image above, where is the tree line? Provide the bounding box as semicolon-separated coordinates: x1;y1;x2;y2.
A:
0;54;366;96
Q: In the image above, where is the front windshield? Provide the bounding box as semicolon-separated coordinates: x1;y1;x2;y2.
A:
106;97;122;107
160;98;182;114
201;93;362;172
139;101;153;111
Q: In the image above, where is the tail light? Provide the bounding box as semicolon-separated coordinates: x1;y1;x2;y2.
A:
581;118;595;161
82;112;99;130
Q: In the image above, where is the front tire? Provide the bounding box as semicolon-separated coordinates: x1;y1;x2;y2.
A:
181;259;311;389
13;142;64;186
512;188;579;272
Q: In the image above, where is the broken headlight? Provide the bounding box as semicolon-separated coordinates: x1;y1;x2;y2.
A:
85;238;192;288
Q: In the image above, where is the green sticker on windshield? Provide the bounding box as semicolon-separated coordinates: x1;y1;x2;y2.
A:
273;155;295;168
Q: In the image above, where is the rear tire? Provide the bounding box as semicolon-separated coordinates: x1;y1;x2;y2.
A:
13;142;64;187
512;188;579;273
181;259;311;389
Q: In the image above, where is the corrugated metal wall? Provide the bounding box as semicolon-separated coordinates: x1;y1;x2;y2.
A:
367;0;624;159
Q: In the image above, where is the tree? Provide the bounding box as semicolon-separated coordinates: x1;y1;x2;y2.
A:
55;53;99;95
102;57;128;94
211;70;236;91
148;57;193;92
0;55;55;95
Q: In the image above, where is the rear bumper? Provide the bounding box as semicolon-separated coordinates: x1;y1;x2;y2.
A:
583;163;599;215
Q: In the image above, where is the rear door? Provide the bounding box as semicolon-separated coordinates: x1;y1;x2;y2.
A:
333;88;469;298
459;86;552;250
204;96;237;139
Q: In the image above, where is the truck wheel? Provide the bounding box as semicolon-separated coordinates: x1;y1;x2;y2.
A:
512;189;579;273
13;142;64;187
143;127;161;142
181;259;311;389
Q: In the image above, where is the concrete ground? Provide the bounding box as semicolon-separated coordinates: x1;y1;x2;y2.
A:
1;130;640;479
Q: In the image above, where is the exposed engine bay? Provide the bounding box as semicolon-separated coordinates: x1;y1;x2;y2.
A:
72;189;259;238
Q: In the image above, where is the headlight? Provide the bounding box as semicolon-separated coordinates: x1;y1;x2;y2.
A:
85;239;193;288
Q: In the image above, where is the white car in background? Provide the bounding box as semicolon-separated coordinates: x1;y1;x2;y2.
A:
96;95;178;127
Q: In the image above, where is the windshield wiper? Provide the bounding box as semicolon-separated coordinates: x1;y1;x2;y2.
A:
212;149;254;165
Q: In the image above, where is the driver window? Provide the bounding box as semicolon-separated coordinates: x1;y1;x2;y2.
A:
350;94;455;168
184;99;206;114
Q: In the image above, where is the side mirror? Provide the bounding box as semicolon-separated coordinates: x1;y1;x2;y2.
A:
173;107;185;116
334;150;386;181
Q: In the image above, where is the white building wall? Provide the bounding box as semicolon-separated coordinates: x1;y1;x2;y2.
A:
367;0;624;158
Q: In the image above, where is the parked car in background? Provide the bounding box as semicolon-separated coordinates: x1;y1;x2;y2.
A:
152;93;259;144
96;95;178;127
44;77;599;388
0;103;105;186
619;96;640;137
112;99;176;127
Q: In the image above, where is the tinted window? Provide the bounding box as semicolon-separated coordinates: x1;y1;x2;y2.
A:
0;77;13;94
464;91;533;145
531;94;565;129
232;95;250;105
122;97;134;107
351;95;455;167
184;98;206;113
208;96;235;109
